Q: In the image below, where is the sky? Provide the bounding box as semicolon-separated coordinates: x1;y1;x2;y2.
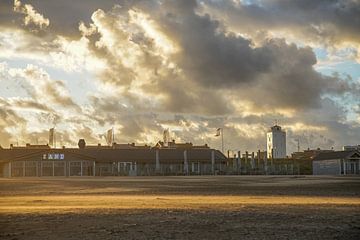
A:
0;0;359;154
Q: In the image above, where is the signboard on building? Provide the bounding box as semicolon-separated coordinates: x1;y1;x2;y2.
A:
42;153;65;160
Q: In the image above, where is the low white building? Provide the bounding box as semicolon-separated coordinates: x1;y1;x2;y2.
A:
267;125;286;159
313;151;360;175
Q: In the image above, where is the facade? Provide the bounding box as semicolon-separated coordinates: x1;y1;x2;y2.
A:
312;151;360;175
0;141;227;177
267;125;286;159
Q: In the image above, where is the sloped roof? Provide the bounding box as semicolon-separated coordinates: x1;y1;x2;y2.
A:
0;147;227;163
312;150;360;161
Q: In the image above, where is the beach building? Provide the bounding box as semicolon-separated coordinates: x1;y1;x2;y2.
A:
312;151;360;175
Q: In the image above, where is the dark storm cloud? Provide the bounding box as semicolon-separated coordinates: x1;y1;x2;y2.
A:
75;0;359;116
0;0;358;150
5;0;354;113
140;73;233;115
3;0;146;38
149;1;359;110
283;98;360;151
0;0;15;26
202;0;360;45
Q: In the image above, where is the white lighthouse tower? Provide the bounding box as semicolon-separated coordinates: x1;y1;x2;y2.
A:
267;125;286;159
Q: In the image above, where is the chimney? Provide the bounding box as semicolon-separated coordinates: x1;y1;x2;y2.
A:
78;139;86;149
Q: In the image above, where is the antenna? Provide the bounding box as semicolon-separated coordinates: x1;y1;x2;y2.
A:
296;139;300;152
274;119;278;126
53;125;57;148
54;126;56;148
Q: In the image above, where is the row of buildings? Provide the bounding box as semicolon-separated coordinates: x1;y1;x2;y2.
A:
266;125;359;175
0;125;359;177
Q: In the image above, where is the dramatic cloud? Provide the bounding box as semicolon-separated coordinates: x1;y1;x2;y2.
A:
0;0;359;153
7;64;80;110
81;1;359;112
200;0;360;62
0;103;27;147
13;0;50;30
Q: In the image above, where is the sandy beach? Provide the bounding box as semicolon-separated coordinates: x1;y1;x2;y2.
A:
0;176;359;239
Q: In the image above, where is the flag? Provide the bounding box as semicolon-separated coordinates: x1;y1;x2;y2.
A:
215;128;221;137
49;128;55;146
163;128;170;145
106;128;113;146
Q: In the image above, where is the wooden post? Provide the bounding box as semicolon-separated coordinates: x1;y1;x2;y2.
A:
155;149;160;172
264;153;268;175
9;162;12;178
245;151;248;173
80;161;83;176
183;150;188;175
211;150;215;174
251;152;255;170
93;161;96;177
237;151;241;174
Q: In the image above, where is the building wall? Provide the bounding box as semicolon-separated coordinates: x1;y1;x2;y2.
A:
267;129;286;159
313;159;341;175
2;163;10;178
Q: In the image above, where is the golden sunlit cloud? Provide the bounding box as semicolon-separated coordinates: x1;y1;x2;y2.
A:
0;0;359;152
283;123;327;132
13;0;50;29
129;9;179;55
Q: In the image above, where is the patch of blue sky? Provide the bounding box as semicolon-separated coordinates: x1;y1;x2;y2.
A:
0;57;98;105
44;67;98;106
316;60;360;83
240;0;261;6
314;46;360;82
313;48;327;61
0;58;30;98
321;93;357;122
313;48;359;122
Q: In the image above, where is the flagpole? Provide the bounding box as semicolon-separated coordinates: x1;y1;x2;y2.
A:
221;128;224;154
112;127;115;145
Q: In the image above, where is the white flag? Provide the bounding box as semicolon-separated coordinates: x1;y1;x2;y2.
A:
106;128;113;146
163;128;170;144
49;128;55;146
215;128;221;137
